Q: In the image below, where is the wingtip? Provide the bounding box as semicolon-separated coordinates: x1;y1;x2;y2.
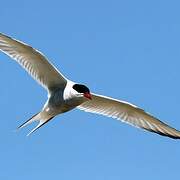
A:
143;128;180;140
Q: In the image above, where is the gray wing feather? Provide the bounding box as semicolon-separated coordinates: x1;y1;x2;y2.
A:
78;93;180;139
0;33;67;91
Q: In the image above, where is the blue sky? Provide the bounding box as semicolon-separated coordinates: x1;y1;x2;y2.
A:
0;0;180;179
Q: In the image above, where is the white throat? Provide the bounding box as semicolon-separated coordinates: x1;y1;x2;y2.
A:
63;80;78;100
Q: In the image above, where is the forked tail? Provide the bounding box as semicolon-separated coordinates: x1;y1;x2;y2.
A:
17;112;54;136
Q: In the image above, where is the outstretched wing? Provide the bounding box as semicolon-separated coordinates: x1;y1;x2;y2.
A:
0;33;67;92
78;93;180;139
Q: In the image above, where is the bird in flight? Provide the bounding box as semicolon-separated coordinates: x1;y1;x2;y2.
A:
0;33;180;139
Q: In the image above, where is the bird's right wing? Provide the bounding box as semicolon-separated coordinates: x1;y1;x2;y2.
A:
78;93;180;139
0;33;67;92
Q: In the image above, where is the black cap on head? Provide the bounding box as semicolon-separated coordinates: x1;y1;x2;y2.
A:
73;84;90;93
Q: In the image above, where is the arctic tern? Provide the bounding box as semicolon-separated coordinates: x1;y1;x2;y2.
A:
0;32;180;139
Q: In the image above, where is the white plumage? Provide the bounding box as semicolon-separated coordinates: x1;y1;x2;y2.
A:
0;32;180;139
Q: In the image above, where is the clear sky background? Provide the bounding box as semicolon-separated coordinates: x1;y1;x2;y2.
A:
0;0;180;179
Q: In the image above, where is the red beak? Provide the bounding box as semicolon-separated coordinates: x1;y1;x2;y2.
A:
83;92;92;100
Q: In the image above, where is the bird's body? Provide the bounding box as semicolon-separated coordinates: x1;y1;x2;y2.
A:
19;81;88;135
45;82;84;115
0;32;180;139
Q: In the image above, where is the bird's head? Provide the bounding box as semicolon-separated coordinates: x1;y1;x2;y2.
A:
72;84;92;100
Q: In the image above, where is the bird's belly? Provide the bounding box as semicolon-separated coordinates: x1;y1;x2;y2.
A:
51;98;84;114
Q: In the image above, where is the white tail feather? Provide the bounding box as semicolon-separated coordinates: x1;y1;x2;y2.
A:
17;112;40;130
27;120;46;136
17;112;54;136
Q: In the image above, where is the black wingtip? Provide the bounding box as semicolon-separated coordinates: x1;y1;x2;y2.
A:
143;128;180;140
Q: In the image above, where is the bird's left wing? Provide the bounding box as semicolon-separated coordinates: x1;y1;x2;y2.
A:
0;33;67;92
77;93;180;139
